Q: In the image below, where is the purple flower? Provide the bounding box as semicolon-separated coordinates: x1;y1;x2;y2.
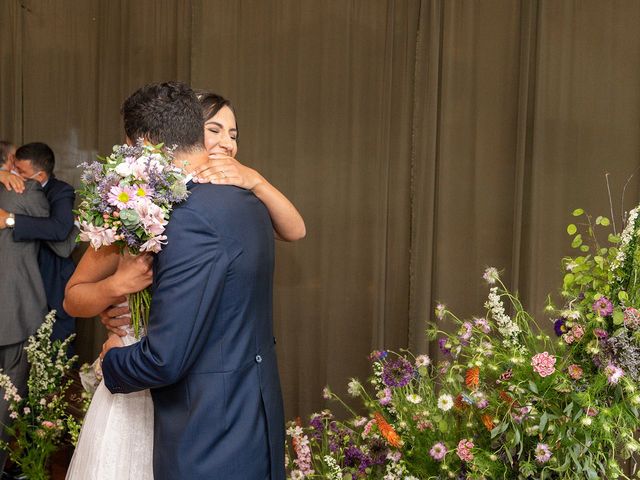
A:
429;442;447;461
378;387;392;406
369;350;388;361
593;328;608;339
593;297;614;317
458;322;473;342
438;338;452;357
382;358;414;388
553;318;567;337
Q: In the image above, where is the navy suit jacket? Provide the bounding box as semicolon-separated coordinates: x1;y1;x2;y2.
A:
102;183;285;480
12;176;76;345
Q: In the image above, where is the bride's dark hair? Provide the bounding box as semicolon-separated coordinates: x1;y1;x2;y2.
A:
195;90;239;141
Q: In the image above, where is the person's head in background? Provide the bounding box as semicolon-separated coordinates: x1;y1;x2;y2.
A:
196;91;238;159
0;141;17;172
14;142;54;186
122;81;205;154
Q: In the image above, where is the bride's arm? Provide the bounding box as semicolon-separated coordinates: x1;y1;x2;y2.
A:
63;246;152;318
192;156;306;241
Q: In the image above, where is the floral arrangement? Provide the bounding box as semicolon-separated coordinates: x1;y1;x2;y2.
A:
287;206;640;479
0;311;79;480
76;141;189;335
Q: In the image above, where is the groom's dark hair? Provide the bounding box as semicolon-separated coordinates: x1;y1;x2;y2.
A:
122;81;204;152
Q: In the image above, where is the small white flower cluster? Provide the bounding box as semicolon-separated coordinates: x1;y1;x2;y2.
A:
485;287;524;352
611;206;640;277
323;455;343;480
383;456;407;480
347;378;362;397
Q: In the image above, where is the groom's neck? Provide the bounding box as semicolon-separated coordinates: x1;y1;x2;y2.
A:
172;148;208;173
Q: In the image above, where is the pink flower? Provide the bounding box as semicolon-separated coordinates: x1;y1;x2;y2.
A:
592;296;614;317
140;235;168;253
572;325;585;339
474;317;491;333
624;307;640;329
378;387;392;406
593;328;608;339
78;221;117;250
535;443;552;463
429;442;447;461
41;420;55;428
456;438;474;462
563;334;575;344
362;419;376;438
134;200;167;236
605;363;624;384
567;364;583;380
458;322;473;341
107;185;137;209
531;352;556;377
415;355;431;367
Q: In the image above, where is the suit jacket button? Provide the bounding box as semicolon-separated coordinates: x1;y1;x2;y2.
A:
255;355;263;363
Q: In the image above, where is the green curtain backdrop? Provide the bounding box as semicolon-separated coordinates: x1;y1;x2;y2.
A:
2;0;640;428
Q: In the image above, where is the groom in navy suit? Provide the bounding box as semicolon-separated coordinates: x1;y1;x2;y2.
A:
101;82;285;480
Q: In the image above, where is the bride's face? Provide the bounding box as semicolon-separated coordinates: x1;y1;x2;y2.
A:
204;106;238;158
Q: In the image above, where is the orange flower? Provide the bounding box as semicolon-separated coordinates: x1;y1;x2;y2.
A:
499;390;516;406
454;394;467;410
374;412;402;448
465;367;480;390
481;414;495;431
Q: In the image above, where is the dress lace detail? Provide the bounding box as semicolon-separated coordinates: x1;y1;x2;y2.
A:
66;326;154;480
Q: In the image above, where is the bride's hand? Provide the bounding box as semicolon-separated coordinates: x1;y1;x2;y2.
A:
99;303;130;337
100;333;124;359
192;156;264;191
109;252;153;296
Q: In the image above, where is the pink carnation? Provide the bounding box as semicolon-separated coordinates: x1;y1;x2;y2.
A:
531;352;556;377
572;325;585;339
567;364;583;380
456;438;474;462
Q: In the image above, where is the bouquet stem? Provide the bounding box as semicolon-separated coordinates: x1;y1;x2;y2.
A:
129;288;152;338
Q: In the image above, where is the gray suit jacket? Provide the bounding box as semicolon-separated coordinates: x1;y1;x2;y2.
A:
0;181;49;346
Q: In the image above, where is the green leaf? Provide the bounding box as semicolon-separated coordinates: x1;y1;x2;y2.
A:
600;217;610;226
608;233;620;243
539;412;548;432
567;224;577;235
529;380;538;394
613;309;624;325
580;245;590;252
572;234;583;248
438;419;448;433
618;290;629;302
573;208;585;216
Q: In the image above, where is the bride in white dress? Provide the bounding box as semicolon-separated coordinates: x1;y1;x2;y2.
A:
63;91;306;480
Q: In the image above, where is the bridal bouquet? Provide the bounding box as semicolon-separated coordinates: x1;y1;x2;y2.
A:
76;141;189;336
0;312;79;480
288;206;640;479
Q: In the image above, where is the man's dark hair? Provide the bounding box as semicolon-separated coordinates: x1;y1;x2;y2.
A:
0;140;15;167
122;81;204;152
15;142;55;176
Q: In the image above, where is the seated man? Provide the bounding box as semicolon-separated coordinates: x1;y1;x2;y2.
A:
0;142;77;354
0;143;49;475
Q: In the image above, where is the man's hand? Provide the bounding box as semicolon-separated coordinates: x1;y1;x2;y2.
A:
101;333;124;360
99;301;131;337
0;171;25;193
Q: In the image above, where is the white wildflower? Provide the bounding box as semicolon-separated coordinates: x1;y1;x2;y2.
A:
437;393;454;411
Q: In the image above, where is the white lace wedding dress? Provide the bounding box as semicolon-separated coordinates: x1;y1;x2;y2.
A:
66;325;154;480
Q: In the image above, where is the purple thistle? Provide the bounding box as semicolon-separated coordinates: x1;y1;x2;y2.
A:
382;358;414;388
592;297;614;317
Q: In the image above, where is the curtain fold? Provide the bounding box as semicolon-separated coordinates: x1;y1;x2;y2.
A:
2;0;640;425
